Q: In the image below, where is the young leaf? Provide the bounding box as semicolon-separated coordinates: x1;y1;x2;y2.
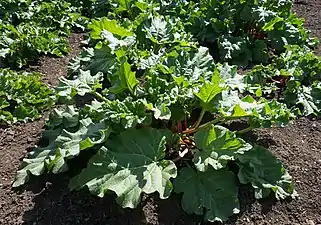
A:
194;72;225;109
174;167;240;222
110;60;139;95
0;69;54;124
194;125;252;171
237;145;297;200
69;128;177;208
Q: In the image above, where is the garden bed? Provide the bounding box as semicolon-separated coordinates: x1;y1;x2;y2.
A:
1;1;321;225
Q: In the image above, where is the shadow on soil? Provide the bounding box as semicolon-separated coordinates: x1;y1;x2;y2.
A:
13;171;280;225
13;129;282;225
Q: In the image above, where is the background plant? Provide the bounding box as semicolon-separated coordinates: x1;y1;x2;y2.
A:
0;0;89;68
0;68;55;124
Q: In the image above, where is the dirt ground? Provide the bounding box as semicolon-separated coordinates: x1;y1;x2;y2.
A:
1;2;321;225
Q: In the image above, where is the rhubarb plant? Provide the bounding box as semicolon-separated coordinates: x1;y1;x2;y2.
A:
0;69;55;124
13;0;321;223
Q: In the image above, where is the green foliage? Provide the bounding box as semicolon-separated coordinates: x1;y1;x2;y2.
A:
245;45;321;116
174;167;240;222
0;0;88;68
13;0;321;222
237;145;298;200
194;125;251;171
0;68;54;124
70;128;177;208
13;108;110;187
180;0;317;65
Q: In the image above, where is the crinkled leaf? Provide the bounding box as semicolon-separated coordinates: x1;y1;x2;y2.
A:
296;85;321;115
100;30;135;52
143;16;188;45
174;167;240;222
57;70;103;99
137;49;166;70
74;47;118;75
46;105;79;129
0;69;54;125
69;128;177;208
84;98;153;129
0;48;10;57
220;91;291;127
163;47;215;81
143;76;194;121
285;82;321;116
13;118;110;187
237;145;297;200
218;35;252;65
218;63;246;92
194;125;251;171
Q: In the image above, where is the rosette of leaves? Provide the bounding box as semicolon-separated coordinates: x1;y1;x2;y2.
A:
13;1;315;222
0;69;55;124
15;44;296;222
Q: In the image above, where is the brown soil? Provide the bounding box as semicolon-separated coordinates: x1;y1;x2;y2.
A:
1;3;321;225
292;0;321;55
27;33;84;86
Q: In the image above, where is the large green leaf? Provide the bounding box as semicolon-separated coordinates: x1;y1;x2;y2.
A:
144;16;174;44
237;145;297;200
142;16;189;45
13;118;110;187
218;35;252;65
174;167;240;222
46;105;79;129
194;125;251;171
70;47;119;75
85;47;118;74
84;98;153;129
56;70;103;99
69;128;177;208
163;47;215;81
89;17;133;39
